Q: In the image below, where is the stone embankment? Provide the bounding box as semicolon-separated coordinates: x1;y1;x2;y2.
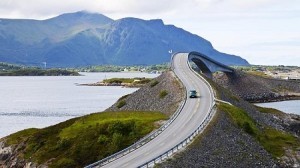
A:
213;70;300;103
158;111;277;167
106;71;184;116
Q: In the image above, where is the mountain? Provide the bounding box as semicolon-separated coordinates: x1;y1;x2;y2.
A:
0;11;249;67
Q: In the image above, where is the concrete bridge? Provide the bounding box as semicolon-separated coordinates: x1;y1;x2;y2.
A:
188;51;235;78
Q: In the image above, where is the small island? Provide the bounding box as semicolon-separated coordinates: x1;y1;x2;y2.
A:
81;77;154;87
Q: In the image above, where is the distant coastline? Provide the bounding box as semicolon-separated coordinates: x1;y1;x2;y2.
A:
0;69;80;76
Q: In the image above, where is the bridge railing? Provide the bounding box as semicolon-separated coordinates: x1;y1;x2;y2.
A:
138;55;217;167
84;53;187;168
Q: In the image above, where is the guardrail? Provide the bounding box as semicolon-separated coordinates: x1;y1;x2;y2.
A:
84;53;187;168
137;53;217;167
138;104;216;168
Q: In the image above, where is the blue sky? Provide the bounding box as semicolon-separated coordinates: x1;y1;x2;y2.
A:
0;0;299;66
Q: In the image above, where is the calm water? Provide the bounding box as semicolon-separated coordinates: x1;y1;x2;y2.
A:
0;72;159;138
256;100;300;115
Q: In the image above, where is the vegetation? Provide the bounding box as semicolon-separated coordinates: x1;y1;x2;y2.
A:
0;62;24;70
6;111;167;168
102;77;151;84
77;63;170;73
246;71;270;78
150;80;159;87
219;103;300;158
117;100;126;108
0;69;79;76
159;90;168;99
255;106;285;116
0;62;79;76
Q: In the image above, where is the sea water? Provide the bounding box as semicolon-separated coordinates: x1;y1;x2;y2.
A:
0;72;159;138
256;100;300;115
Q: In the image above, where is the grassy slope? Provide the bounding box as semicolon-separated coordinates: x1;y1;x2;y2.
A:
6;111;167;168
220;103;299;158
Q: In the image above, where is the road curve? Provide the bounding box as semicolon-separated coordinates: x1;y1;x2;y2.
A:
100;53;214;167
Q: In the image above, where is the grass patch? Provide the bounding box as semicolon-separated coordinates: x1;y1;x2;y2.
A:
159;90;168;99
255;106;285;116
150;80;159;87
6;128;39;144
6;111;167;168
219;103;300;158
117;94;130;102
246;71;270;78
219;104;258;135
117;100;126;108
257;127;299;157
103;78;151;84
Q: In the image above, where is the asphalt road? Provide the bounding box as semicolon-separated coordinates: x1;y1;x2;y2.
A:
101;53;214;168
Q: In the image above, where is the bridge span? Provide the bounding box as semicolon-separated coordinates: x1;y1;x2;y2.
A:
188;51;235;78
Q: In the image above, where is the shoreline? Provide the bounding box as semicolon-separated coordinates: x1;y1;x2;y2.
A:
79;82;144;88
247;95;300;103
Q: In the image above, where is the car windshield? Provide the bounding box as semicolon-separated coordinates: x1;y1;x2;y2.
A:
190;90;196;94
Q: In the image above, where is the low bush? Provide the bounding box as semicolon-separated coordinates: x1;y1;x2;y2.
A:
117;100;126;108
159;90;168;99
150;80;159;87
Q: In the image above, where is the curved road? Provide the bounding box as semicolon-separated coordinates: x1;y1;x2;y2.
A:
100;53;214;167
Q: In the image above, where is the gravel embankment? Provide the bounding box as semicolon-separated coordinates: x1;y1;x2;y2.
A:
158;71;300;167
158;111;277;168
214;71;300;137
214;70;300;102
106;71;184;116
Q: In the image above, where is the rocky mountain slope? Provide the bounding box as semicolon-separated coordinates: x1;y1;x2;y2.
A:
0;11;249;67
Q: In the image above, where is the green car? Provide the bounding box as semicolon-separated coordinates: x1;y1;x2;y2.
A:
189;90;197;98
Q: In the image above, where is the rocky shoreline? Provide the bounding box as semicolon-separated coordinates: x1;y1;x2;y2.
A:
247;94;300;103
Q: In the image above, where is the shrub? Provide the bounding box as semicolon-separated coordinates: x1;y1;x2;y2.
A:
111;133;123;150
117;100;126;108
97;135;109;144
242;122;255;135
51;158;76;168
150;80;159;87
159;90;168;99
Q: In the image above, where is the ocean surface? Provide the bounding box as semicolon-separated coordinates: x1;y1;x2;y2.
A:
256;100;300;115
0;72;159;138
